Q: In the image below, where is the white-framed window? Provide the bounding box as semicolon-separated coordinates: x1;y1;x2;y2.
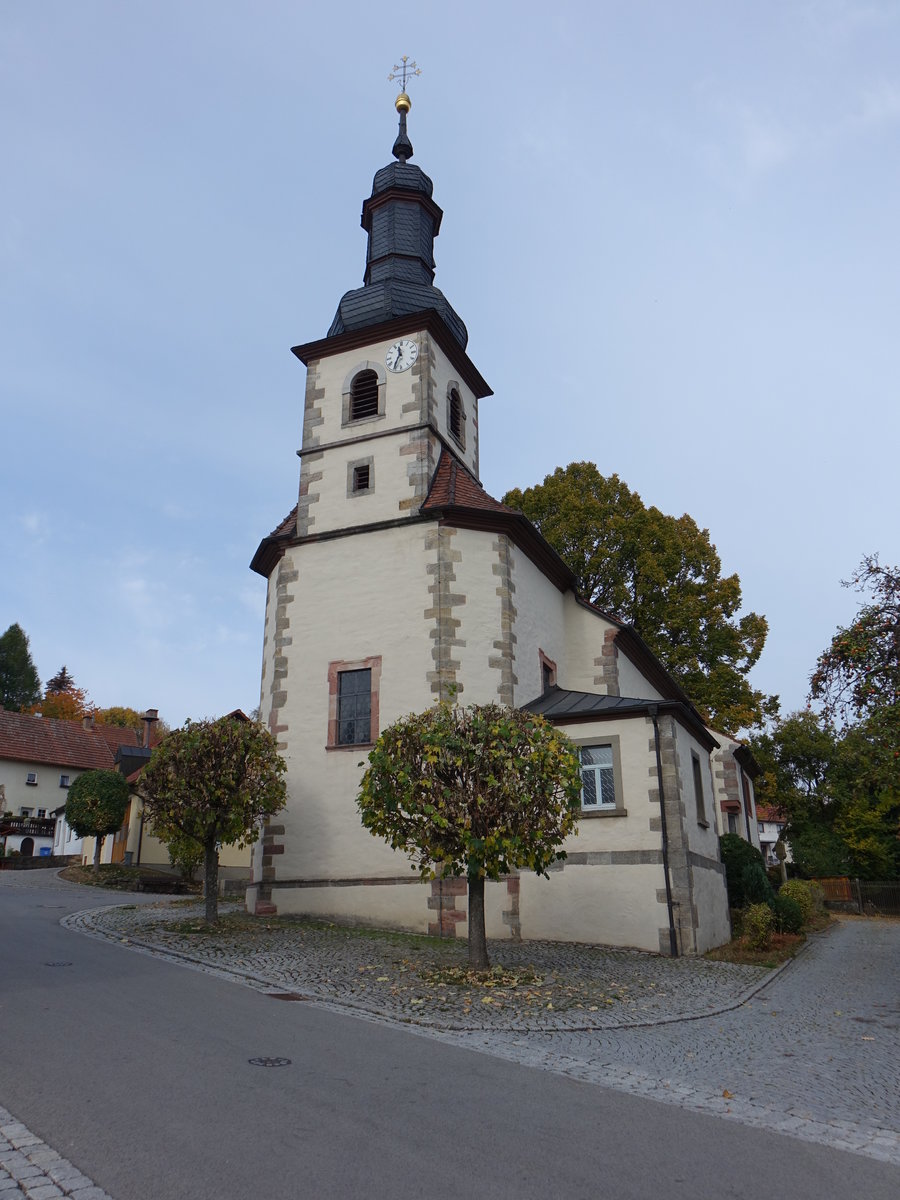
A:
25;772;37;786
37;809;46;818
579;745;616;810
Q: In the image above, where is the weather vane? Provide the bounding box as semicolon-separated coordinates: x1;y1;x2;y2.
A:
388;56;421;97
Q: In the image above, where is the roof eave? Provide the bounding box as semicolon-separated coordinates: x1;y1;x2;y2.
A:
291;309;493;400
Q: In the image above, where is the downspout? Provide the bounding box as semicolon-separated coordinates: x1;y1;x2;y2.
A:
649;705;678;958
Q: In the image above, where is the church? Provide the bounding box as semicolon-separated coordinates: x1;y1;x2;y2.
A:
247;87;732;956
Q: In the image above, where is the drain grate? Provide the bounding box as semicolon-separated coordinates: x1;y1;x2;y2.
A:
44;962;73;968
248;1057;292;1068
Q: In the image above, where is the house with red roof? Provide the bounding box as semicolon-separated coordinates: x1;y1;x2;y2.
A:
0;710;140;859
243;98;733;955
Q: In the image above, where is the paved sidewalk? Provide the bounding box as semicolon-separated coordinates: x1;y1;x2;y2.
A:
64;899;774;1030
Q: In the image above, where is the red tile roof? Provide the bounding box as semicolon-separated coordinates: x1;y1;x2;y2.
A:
756;804;786;823
0;710;119;771
93;724;140;752
421;452;516;514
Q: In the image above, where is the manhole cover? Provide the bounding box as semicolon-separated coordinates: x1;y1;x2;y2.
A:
44;962;73;968
248;1057;292;1068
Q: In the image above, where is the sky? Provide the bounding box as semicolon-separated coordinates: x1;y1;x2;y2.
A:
2;1;898;729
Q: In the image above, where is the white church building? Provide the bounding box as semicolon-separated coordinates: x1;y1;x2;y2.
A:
247;92;731;955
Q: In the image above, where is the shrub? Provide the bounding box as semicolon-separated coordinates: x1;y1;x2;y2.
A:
772;894;804;935
779;879;815;924
744;902;775;950
720;834;774;908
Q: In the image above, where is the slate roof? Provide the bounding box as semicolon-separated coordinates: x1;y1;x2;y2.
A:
327;119;467;348
0;710;120;771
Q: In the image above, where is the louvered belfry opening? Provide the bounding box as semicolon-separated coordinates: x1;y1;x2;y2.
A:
449;387;463;442
350;370;379;419
353;464;370;492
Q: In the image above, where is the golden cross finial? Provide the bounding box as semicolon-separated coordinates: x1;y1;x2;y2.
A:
388;56;421;93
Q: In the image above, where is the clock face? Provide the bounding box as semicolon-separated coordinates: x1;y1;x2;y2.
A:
385;339;418;373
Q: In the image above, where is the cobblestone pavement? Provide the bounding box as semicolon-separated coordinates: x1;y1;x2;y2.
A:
64;899;772;1031
61;896;900;1168
0;1108;113;1200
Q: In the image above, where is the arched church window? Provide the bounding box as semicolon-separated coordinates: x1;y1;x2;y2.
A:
350;370;379;420
448;387;464;446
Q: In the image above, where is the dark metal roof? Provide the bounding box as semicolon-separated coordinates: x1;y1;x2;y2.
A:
523;689;662;720
327;113;467;348
523;687;719;752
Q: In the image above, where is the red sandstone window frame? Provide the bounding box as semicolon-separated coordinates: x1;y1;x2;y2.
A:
326;655;382;749
538;649;557;693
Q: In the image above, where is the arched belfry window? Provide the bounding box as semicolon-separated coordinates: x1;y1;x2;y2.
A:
448;386;465;448
350;370;379;420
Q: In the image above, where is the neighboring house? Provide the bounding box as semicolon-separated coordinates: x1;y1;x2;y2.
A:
710;733;762;852
246;100;732;955
756;804;791;868
0;710;139;859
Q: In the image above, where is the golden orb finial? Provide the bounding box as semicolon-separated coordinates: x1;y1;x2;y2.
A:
395;92;411;114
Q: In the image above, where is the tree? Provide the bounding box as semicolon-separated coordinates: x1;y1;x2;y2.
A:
0;624;41;711
165;829;205;883
46;665;77;695
139;716;287;923
29;690;93;721
752;706;900;881
751;710;838;827
94;706;146;733
503;464;774;733
357;702;582;969
65;769;130;873
811;555;900;727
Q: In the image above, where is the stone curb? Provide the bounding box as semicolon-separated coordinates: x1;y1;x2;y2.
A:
0;1107;113;1200
61;901;812;1034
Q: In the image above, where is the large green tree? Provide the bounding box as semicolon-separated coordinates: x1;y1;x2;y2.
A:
357;702;582;969
810;555;900;727
139;716;287;922
503;463;774;733
0;624;41;711
65;769;130;873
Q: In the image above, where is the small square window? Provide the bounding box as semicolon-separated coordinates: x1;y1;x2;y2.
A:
353;464;370;492
59;774;70;788
25;772;37;786
37;809;46;818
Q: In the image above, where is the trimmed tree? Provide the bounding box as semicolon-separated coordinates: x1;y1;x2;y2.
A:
357;702;583;969
0;624;41;711
138;716;287;923
65;769;130;872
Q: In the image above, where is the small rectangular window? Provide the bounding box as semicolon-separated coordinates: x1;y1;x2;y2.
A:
337;669;372;745
579;745;616;810
59;774;70;788
26;772;37;786
37;809;46;818
692;753;707;825
353;464;370;492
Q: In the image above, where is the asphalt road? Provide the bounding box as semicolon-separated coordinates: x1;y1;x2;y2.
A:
2;872;898;1200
